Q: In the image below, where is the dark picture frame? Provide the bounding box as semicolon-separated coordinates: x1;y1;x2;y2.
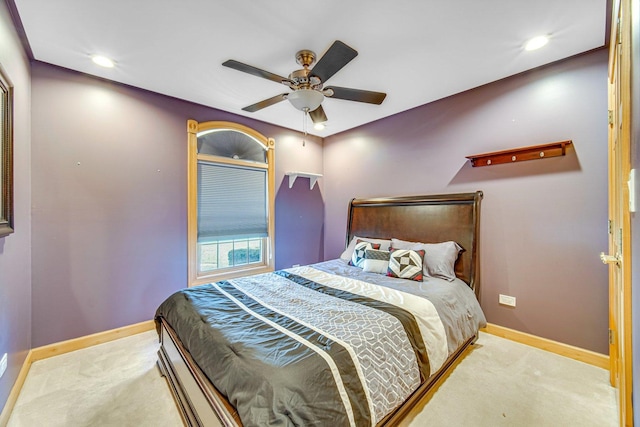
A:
0;64;14;238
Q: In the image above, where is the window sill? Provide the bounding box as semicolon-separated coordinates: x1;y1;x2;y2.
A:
190;265;274;286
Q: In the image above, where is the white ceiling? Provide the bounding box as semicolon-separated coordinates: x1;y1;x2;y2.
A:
13;0;607;137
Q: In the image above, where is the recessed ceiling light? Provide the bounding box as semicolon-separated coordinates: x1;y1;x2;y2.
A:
91;55;115;68
524;35;549;51
313;122;326;130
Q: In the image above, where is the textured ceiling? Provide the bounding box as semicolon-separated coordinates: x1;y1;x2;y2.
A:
13;0;607;136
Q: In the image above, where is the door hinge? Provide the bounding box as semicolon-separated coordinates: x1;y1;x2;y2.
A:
608;109;614;125
608;219;613;234
619;228;623;252
609;329;615;345
618;18;623;45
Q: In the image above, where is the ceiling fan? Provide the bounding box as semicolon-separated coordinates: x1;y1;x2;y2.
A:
222;40;387;124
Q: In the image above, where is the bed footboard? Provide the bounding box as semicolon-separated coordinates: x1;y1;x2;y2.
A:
157;316;476;427
157;318;241;427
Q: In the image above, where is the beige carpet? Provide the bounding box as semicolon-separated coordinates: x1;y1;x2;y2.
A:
6;331;616;426
405;333;617;426
7;331;183;427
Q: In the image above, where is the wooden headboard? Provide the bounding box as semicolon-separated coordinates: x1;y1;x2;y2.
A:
346;191;483;296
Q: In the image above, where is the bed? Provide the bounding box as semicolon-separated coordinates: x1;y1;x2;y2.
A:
155;191;485;426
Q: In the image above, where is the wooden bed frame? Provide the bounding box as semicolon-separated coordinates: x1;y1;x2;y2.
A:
157;191;483;427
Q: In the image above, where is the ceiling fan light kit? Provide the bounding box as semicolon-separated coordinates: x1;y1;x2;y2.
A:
222;40;386;128
287;89;324;112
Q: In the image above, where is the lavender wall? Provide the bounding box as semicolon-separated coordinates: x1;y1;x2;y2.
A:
30;62;324;347
324;50;609;354
0;1;31;414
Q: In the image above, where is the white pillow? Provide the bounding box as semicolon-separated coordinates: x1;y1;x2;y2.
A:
362;249;391;274
340;236;392;262
391;238;462;281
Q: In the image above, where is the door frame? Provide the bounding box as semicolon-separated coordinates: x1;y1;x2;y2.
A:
606;1;634;425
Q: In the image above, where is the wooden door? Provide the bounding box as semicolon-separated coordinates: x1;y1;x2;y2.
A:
604;0;633;425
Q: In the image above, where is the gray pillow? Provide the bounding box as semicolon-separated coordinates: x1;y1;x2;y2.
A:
390;238;462;281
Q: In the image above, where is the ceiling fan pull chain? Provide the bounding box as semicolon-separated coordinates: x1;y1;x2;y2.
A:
302;109;307;147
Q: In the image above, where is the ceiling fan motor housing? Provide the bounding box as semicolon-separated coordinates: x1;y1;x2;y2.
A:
288;69;322;89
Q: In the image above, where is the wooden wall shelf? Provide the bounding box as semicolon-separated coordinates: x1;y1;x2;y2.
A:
466;140;573;167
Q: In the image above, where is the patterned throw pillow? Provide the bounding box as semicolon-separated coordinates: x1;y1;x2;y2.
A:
350;240;381;268
340;236;392;263
362;249;391;274
387;249;425;281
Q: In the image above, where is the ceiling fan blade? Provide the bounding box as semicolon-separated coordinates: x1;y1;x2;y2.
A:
325;86;387;104
223;60;291;85
310;40;358;83
309;105;328;124
242;93;288;112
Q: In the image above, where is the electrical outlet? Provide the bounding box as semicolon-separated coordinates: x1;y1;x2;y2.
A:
499;294;516;307
0;353;7;379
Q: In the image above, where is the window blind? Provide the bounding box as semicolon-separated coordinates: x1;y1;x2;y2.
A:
197;162;268;242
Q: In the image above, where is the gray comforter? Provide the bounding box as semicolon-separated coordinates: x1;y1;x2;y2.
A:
155;259;486;426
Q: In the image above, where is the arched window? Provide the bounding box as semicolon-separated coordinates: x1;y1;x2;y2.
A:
187;120;275;285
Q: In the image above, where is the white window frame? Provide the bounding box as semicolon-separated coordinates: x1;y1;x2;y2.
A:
187;120;275;286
